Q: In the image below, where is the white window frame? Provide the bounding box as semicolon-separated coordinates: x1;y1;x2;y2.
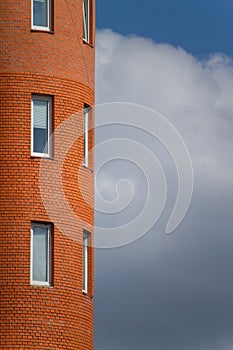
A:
84;104;91;167
83;0;90;43
31;0;51;31
30;223;52;286
83;230;90;293
31;95;52;158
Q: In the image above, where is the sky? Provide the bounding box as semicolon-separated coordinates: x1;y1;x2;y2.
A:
94;1;233;349
96;0;233;57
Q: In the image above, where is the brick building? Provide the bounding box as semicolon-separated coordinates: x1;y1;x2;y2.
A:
0;0;95;348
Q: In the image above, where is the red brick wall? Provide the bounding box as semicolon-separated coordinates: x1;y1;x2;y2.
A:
0;0;95;348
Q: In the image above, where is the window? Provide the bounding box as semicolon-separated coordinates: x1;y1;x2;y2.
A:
83;230;90;293
32;0;51;31
30;223;52;286
83;0;90;43
84;104;91;167
31;95;52;157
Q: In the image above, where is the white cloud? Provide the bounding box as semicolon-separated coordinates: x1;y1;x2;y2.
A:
95;29;233;350
96;29;233;185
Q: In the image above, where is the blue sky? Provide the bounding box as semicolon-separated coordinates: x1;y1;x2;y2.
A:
95;1;233;350
97;0;233;57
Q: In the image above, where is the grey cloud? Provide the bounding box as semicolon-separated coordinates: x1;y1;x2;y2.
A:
95;30;233;350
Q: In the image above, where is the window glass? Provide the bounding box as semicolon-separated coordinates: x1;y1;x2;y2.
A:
83;231;90;293
83;0;89;42
84;105;90;166
33;99;48;154
33;0;48;28
32;226;48;283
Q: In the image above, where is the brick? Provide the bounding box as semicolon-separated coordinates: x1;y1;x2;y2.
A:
0;1;95;349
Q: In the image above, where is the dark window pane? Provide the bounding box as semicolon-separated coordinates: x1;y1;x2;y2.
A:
33;227;48;282
83;0;89;40
34;128;48;153
33;99;48;154
33;0;48;27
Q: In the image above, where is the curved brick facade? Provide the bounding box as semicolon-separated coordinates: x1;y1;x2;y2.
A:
0;1;95;348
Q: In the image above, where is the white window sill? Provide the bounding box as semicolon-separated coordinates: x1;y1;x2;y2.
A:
83;39;94;48
83;164;94;172
31;153;53;159
31;27;54;34
31;282;52;287
82;290;93;298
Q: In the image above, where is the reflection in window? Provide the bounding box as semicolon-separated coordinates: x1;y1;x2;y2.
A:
32;0;51;30
31;95;52;157
31;223;52;286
